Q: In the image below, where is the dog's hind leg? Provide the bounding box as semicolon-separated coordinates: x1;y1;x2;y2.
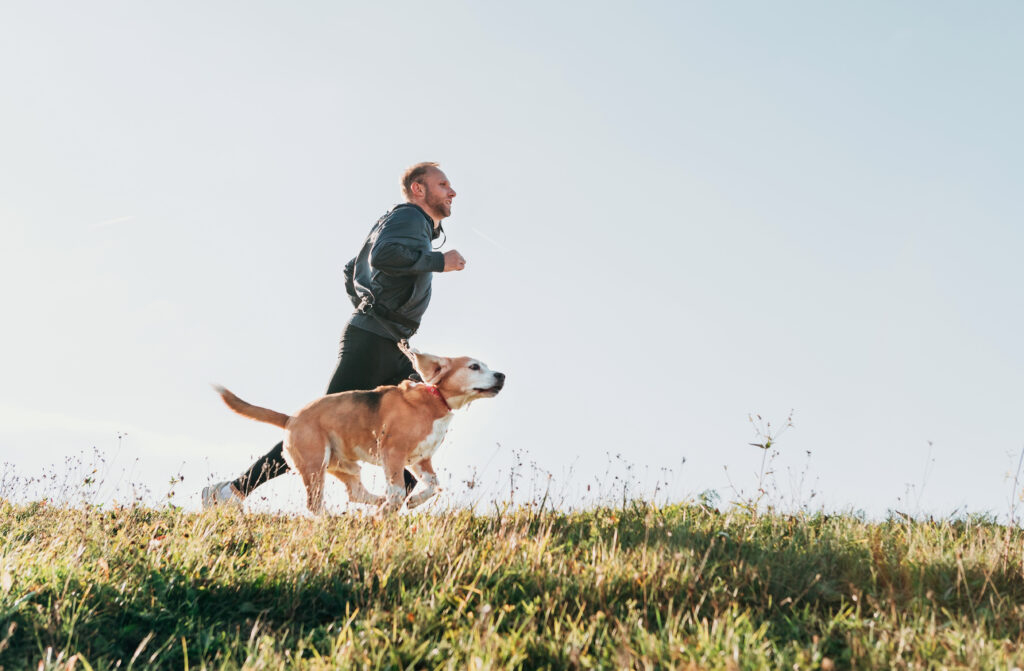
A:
285;428;329;514
328;464;384;507
299;467;326;514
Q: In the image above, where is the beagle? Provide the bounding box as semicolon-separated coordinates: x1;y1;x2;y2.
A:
216;347;504;513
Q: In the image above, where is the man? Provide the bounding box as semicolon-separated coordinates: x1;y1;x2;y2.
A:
202;162;466;508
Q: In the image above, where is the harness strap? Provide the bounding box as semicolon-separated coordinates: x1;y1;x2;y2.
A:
364;301;420;331
357;297;419;348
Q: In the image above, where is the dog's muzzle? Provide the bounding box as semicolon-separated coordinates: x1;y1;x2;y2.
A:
476;371;505;394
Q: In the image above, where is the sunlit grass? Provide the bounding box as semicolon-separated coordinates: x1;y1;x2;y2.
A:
2;497;1024;670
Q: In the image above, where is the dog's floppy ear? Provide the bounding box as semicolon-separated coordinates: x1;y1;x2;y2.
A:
418;354;452;385
399;344;451;385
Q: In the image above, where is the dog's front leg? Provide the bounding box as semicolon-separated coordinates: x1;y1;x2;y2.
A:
406;458;440;509
380;452;409;514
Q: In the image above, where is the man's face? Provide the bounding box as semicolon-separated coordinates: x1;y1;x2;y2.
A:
419;168;456;220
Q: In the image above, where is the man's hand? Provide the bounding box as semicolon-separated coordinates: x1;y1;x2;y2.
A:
443;250;466;272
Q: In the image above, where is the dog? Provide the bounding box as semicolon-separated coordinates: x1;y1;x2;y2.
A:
215;346;504;513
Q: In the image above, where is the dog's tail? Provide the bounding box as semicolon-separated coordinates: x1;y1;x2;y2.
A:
214;385;291;429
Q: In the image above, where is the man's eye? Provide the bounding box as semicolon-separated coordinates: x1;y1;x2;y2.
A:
469;364;480;371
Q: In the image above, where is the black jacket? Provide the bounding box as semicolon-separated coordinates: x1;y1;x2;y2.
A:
344;203;445;340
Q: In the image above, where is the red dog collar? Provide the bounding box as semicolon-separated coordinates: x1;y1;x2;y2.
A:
423;384;451;411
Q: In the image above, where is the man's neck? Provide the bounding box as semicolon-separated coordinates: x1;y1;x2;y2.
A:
406;200;441;228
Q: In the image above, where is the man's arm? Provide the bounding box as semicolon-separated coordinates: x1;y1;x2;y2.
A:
369;214;446;275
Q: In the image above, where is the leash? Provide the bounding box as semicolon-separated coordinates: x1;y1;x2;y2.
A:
392;334;449;408
359;299;452;410
357;296;416;352
357;301;435;392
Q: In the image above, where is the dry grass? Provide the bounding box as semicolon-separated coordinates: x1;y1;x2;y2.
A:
1;498;1024;669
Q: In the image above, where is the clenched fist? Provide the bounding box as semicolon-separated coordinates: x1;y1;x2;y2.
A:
443;250;467;272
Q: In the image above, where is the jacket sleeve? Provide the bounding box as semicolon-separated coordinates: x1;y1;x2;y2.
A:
343;257;360;307
369;212;446;275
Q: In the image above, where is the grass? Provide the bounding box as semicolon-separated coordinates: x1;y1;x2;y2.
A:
2;499;1024;670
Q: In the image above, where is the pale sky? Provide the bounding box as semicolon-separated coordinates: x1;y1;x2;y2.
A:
1;2;1022;518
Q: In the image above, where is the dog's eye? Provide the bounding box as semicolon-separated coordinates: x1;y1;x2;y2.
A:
469;363;480;371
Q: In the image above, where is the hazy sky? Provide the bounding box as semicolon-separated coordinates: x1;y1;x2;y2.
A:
1;1;1022;518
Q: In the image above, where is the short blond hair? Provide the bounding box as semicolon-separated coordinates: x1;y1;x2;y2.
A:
401;162;440;200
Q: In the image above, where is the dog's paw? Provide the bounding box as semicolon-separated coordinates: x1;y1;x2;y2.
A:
406;489;439;509
375;501;402;517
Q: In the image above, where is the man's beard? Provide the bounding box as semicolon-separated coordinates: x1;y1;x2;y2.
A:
423;185;451;219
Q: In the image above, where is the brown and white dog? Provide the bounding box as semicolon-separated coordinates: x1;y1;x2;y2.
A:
215;346;504;514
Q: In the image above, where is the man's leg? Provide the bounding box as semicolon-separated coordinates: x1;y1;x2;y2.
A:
230;442;289;496
203;441;287;507
324;322;400;395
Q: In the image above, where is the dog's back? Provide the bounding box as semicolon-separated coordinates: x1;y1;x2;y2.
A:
215;349;504;514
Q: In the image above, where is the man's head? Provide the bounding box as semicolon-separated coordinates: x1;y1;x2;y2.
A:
401;162;456;223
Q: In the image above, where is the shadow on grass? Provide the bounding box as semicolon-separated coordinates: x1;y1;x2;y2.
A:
3;505;1024;668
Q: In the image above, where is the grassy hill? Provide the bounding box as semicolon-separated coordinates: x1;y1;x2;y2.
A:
1;500;1023;669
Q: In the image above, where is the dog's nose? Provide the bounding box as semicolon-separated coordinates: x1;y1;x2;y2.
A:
494;372;505;383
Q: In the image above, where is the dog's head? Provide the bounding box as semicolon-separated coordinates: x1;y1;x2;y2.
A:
400;344;505;410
